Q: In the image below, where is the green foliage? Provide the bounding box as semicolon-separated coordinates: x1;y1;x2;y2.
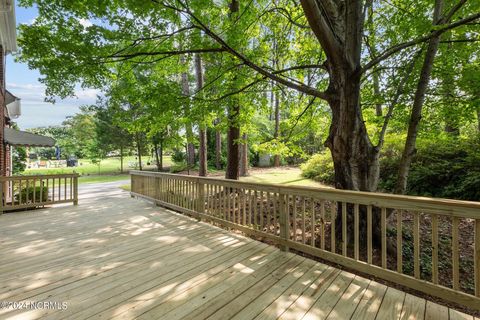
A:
12;147;27;174
300;150;335;185
379;135;480;201
15;186;49;204
171;149;186;164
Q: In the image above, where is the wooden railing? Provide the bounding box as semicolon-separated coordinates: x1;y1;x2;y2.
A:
0;173;79;212
130;171;480;310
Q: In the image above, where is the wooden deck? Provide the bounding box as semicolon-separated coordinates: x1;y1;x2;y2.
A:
0;182;476;320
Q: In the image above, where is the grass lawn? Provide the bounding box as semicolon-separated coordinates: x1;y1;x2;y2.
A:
240;167;327;188
177;166;328;188
22;156;172;185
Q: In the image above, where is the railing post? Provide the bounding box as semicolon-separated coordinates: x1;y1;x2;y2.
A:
196;179;205;221
0;180;4;214
73;174;79;205
279;192;289;252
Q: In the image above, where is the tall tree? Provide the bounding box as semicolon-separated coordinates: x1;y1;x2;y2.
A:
195;52;208;176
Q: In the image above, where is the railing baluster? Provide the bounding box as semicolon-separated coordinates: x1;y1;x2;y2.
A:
223;186;227;221
26;178;30;203
381;207;387;269
414;212;420;279
432;214;439;284
259;191;264;230
232;188;236;224
397;210;403;273
248;189;252;225
292;196;297;242
227;186;231;221
331;202;336;253
342;202;347;256
273;193;278;236
475;219;480;297
40;178;43;203
354;203;359;260
302;197;306;244
279;192;289;251
311;197;315;247
367;205;372;264
33;178;36;203
19;179;22;204
320;200;325;250
242;189;247;225
452;217;460;290
266;192;271;233
253;190;257;228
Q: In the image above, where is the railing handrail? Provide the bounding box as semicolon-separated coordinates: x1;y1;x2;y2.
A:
129;170;480;218
130;171;480;310
0;173;80;181
0;173;79;212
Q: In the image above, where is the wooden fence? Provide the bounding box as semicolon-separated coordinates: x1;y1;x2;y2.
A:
130;170;480;310
0;173;79;212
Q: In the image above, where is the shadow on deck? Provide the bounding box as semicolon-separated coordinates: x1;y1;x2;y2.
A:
0;182;476;319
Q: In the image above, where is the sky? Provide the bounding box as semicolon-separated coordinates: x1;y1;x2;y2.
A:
6;4;99;129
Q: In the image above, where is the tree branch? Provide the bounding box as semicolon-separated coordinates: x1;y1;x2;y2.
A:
181;5;330;100
361;11;480;73
106;48;226;60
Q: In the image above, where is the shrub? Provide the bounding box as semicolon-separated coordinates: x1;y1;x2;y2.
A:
171;149;186;164
300;150;335;185
15;186;49;204
170;162;188;173
379;135;480;201
302;135;480;201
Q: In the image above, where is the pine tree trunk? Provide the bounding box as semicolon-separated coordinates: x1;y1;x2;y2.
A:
120;144;124;173
443;41;459;136
273;91;280;167
195;53;208;177
181;54;196;168
373;73;382;117
477;110;480;132
136;133;143;171
225;0;241;180
239;133;248;176
159;139;163;171
396;0;444;194
199;129;207;176
215;121;222;170
154;140;161;171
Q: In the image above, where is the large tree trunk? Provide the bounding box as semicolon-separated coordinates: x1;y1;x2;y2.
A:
395;0;444;194
225;104;240;180
154;140;162;171
195;53;208;177
239;133;248;176
180;54;196;168
477;109;480;132
301;0;381;246
225;0;241;180
135;133;143;171
373;73;382;117
159;139;163;171
273;91;281;167
120;144;124;173
199;129;207;176
442;41;459;136
215;120;222;170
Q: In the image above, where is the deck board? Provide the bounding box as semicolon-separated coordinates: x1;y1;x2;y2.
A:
0;182;475;320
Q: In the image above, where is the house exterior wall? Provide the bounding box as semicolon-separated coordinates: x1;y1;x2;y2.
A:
0;46;6;177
